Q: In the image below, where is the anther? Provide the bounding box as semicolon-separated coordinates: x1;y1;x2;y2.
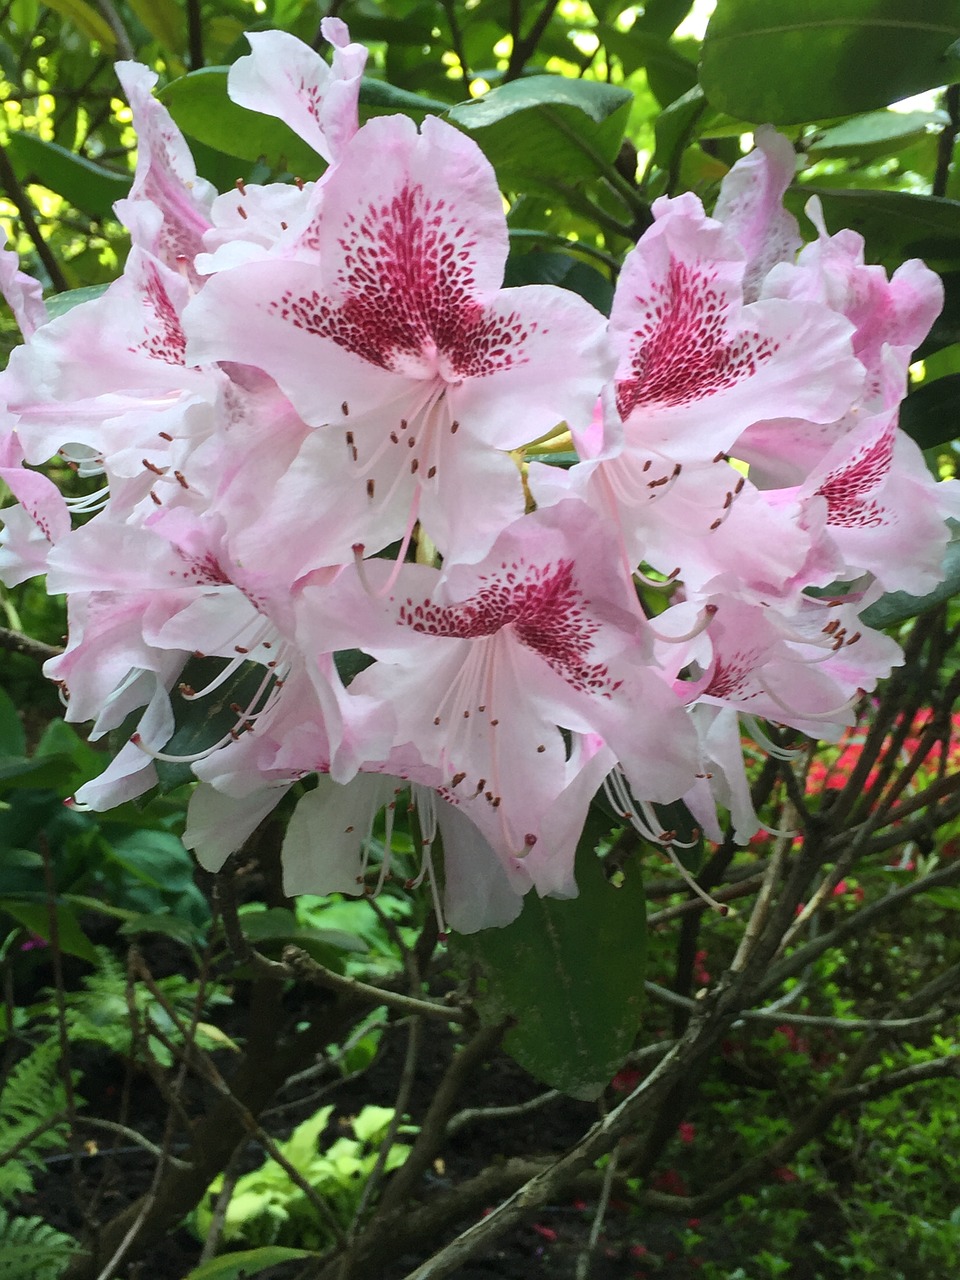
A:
158;431;173;441
237;205;248;220
367;478;375;498
342;401;350;416
149;490;162;505
142;458;164;475
427;466;437;478
450;420;460;434
236;178;246;195
174;471;189;489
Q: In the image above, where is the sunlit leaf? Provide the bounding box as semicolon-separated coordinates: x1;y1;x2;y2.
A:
44;0;116;48
448;76;632;192
6;133;131;220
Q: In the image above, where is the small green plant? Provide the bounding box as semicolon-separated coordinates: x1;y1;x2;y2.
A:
192;1105;417;1252
0;1207;79;1279
0;1043;81;1277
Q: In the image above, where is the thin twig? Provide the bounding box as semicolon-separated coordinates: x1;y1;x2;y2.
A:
446;1088;561;1138
280;945;465;1023
505;0;560;81
74;1117;192;1171
0;141;68;292
0;625;63;662
197;1139;246;1264
95;0;136;61
934;84;960;197
185;0;205;70
575;1113;616;1280
342;1015;422;1271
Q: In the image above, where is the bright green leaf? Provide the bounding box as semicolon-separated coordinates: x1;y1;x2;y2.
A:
6;132;131;220
808;109;945;159
182;1248;318;1280
453;836;646;1099
448;77;632;192
701;0;960;124
0;898;98;963
159;68;324;176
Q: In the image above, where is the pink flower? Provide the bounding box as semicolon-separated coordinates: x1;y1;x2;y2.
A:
185;113;610;563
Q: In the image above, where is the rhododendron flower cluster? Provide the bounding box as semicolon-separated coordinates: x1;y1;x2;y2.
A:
1;20;958;933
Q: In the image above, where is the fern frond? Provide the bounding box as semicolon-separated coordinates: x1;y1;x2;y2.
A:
0;1044;71;1205
0;1207;80;1279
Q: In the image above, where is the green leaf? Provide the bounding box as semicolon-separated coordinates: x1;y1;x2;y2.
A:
6;132;131;220
159;72;449;179
159;69;325;177
503;248;613;315
448;77;632;192
807;109;946;160
44;0;116;48
453;834;647;1099
0;898;98;963
701;0;960;125
860;522;960;628
790;188;960;271
153;655;276;793
652;85;708;180
358;79;451;118
899;374;960;450
182;1247;318;1280
45;283;111;320
0;753;78;794
0;689;26;758
918;273;960;355
127;0;186;54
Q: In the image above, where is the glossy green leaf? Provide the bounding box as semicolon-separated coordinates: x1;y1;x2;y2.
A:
701;0;960;124
790;188;960;271
454;834;646;1099
503;248;614;315
0;897;98;963
44;0;116;48
861;523;960;629
448;77;632;191
899;374;960;450
45;283;111;320
183;1248;318;1280
153;656;276;793
159;69;325;176
808;110;945;159
6;132;131;220
918;273;960;356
